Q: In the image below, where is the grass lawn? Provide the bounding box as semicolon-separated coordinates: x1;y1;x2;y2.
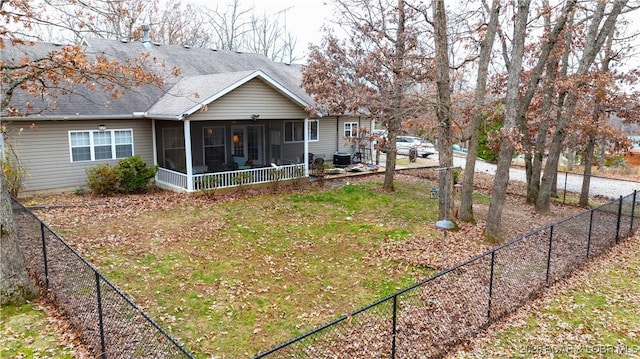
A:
31;176;449;357
1;300;78;358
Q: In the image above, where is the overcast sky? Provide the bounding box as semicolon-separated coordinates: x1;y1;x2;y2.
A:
246;0;333;62
232;1;638;91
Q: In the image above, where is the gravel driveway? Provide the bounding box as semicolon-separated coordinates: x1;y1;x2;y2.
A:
449;155;639;199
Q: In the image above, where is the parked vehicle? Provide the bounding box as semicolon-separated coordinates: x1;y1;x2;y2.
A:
396;136;436;158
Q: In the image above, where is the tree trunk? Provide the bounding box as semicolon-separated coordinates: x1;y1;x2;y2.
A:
537;131;563;212
460;0;500;223
579;26;614;207
580;135;595;206
433;0;454;221
383;132;398;192
382;0;407;193
515;0;576;203
566;150;574;171
551;167;558;198
1;170;39;306
485;0;531;241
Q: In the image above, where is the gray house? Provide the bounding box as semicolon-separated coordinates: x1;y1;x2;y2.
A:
1;37;374;193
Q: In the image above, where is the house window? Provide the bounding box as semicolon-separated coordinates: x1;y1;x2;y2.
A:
163;127;185;171
69;129;133;162
284;120;319;143
232;128;244;156
344;122;359;137
203;127;226;165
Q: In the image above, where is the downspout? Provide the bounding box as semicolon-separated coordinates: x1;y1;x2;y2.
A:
184;119;194;192
336;115;340;152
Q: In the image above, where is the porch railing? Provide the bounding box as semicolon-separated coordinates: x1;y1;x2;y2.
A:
157;164;306;192
157;167;189;190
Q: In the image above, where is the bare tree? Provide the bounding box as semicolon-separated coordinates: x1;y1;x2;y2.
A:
302;0;431;192
536;0;628;213
150;0;213;47
41;0;158;41
484;0;577;239
203;0;253;51
484;0;531;240
245;9;299;63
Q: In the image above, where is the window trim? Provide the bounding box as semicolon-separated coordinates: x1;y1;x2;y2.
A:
344;122;359;138
68;129;134;162
283;120;319;143
202;126;227;165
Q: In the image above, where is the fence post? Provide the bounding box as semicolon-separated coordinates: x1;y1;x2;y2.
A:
391;295;397;359
95;272;107;359
615;195;623;244
40;222;49;289
562;172;568;205
487;251;496;324
545;226;554;284
631;190;637;232
586;210;594;260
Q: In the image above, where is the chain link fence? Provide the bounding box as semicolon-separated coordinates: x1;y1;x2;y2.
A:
254;191;638;358
11;197;195;359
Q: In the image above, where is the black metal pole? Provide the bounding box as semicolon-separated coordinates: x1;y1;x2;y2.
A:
615;195;623;244
546;226;554;284
587;210;594;260
95;272;107;359
563;172;568;205
487;251;496;324
631;190;637;232
40;222;49;289
391;295;397;359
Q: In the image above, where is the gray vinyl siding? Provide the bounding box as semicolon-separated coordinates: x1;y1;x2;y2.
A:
188;78;309;121
307;118;337;161
6;120;153;193
307;116;373;161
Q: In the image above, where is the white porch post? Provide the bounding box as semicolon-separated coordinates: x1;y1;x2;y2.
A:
151;119;158;167
184;119;194;191
304;117;309;176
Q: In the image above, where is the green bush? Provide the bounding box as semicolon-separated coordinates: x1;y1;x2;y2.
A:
604;154;625;167
86;164;119;196
115;155;157;193
2;153;26;197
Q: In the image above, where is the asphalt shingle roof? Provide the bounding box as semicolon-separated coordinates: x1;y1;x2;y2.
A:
2;37;312;118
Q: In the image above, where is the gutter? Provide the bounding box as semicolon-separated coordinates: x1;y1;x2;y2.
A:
1;112;183;121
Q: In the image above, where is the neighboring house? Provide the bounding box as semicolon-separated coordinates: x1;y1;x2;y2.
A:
1;35;374;193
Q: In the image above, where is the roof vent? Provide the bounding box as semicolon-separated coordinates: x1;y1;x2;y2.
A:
141;24;152;49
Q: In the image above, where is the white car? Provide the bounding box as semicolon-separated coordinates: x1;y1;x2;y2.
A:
396;136;436;158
